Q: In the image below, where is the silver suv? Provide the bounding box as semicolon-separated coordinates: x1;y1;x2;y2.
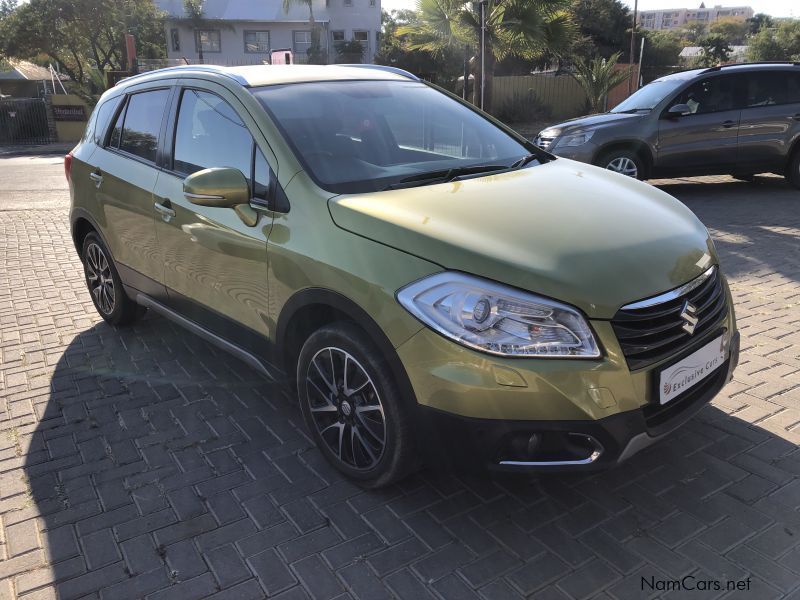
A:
536;62;800;187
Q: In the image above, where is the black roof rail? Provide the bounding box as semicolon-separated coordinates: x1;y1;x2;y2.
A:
702;61;800;73
336;64;420;81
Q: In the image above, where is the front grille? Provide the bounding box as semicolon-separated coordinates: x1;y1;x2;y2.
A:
534;135;555;150
611;267;728;371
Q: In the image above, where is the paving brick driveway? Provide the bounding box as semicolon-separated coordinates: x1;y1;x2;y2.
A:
1;165;799;600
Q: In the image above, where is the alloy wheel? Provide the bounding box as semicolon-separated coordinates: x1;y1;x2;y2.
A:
85;243;115;315
305;347;386;470
606;157;638;178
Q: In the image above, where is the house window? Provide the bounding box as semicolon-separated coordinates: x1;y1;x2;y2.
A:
293;30;312;55
370;0;375;6
331;30;345;43
344;0;352;6
244;30;270;53
195;29;221;53
353;30;369;54
170;28;180;52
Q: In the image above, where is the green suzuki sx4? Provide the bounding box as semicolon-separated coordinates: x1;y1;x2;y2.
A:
67;64;739;487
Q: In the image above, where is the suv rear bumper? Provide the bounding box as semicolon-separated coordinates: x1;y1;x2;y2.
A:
416;331;739;473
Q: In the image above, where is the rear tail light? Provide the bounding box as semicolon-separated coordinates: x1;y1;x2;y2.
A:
64;152;74;183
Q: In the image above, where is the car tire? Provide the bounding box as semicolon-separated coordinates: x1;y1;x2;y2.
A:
296;322;417;488
81;232;145;326
787;149;800;189
596;149;645;180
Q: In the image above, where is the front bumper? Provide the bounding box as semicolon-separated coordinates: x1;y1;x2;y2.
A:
414;330;739;472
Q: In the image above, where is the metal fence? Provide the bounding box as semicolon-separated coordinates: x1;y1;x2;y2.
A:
0;98;54;145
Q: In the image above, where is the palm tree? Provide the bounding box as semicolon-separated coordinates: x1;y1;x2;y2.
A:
400;0;575;112
570;51;631;113
283;0;324;63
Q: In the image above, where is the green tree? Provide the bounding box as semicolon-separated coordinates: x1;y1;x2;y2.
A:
0;0;16;19
697;33;731;66
708;17;748;45
400;0;575;111
746;12;773;35
746;26;783;61
569;0;631;61
0;0;165;88
639;30;683;81
682;21;707;43
570;51;630;113
374;9;462;86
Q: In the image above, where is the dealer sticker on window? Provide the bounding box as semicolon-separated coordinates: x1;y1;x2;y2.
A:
659;334;727;405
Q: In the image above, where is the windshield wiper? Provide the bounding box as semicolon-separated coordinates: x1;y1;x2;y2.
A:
615;108;651;114
510;153;539;169
383;164;508;190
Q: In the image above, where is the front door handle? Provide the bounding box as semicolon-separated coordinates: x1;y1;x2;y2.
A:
154;200;176;222
722;120;736;129
89;172;103;188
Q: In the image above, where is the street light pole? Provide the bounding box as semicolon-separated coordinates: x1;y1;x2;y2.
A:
628;0;638;95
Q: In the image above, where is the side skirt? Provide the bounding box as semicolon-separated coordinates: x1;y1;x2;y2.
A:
135;293;282;382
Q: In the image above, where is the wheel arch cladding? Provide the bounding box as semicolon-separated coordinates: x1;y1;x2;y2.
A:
276;288;417;405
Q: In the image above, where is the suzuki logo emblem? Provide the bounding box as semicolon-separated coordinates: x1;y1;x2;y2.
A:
680;300;699;335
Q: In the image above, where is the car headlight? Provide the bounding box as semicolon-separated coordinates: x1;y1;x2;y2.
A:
555;131;595;148
397;272;600;358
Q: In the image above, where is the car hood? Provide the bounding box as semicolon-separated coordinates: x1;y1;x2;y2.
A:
328;159;716;319
544;112;646;134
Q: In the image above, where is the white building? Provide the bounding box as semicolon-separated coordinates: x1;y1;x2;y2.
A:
154;0;381;66
638;4;753;31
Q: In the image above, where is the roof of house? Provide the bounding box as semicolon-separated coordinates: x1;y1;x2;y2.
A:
679;45;748;58
117;64;414;89
155;0;324;23
0;60;56;81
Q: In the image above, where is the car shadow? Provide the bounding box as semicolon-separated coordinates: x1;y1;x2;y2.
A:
19;312;800;598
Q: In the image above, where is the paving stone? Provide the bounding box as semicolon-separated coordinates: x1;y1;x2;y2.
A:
4;176;800;600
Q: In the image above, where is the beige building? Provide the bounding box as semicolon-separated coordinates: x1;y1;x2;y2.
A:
638;4;754;30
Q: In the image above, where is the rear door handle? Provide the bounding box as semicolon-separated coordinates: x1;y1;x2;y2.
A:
721;120;736;129
154;200;176;222
89;172;103;188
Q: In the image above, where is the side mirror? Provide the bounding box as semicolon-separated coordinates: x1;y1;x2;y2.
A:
666;104;691;118
183;167;249;208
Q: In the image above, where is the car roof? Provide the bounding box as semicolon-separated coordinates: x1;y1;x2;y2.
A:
653;62;800;84
115;64;416;91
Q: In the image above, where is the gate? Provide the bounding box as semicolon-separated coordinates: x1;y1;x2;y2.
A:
0;98;55;145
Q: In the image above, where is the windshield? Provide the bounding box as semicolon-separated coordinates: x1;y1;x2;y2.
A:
251;80;536;194
610;79;686;113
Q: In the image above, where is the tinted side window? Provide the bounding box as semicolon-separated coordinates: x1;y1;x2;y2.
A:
119;89;169;162
746;72;787;107
173;89;253;177
93;96;123;145
673;76;740;114
786;73;800;104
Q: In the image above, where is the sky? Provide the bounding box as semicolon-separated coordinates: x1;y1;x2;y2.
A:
381;0;796;18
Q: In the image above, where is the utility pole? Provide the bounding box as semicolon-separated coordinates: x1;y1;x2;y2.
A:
628;0;638;95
